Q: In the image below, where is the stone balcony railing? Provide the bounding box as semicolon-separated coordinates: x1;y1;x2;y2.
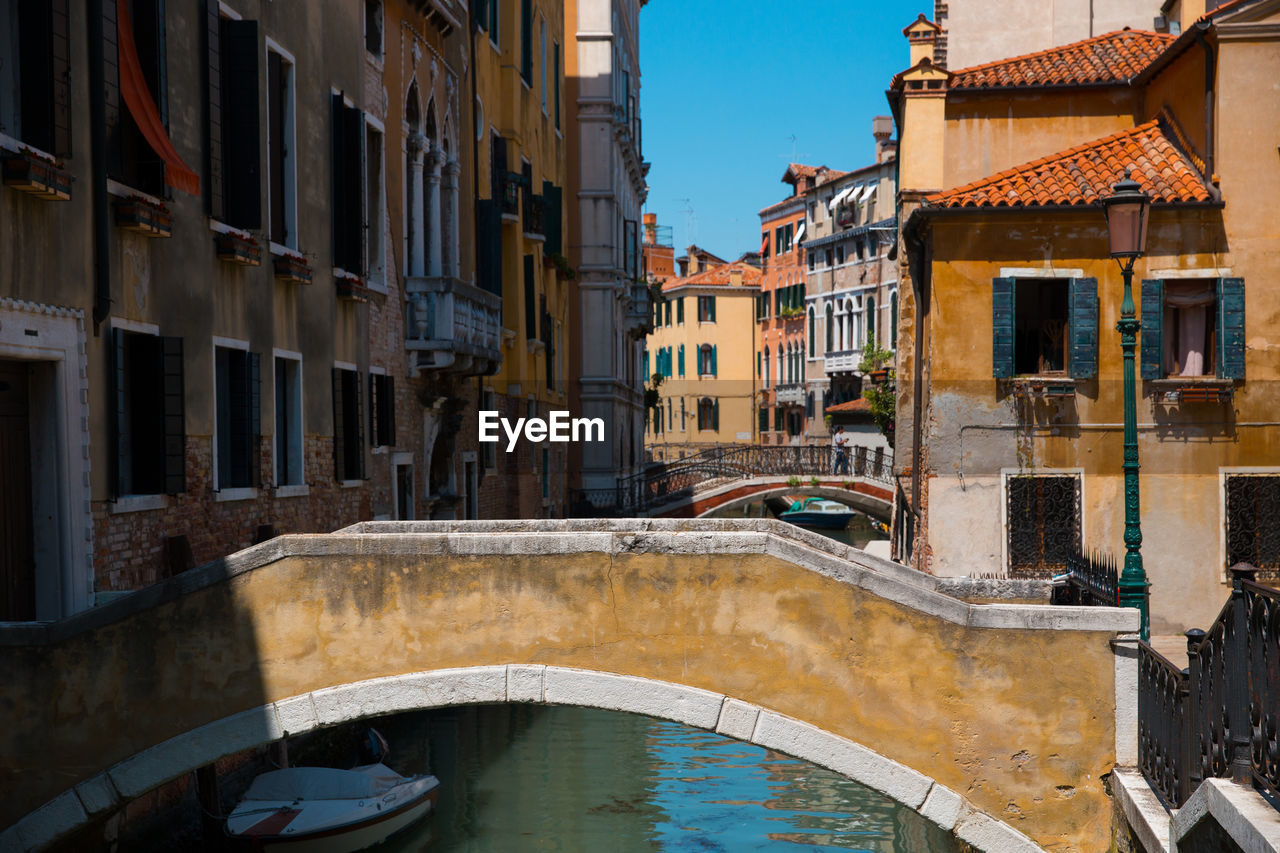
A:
825;348;862;375
624;279;653;338
405;276;502;376
775;383;805;405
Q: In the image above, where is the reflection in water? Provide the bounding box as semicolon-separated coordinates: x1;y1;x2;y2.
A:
708;499;888;549
374;706;958;852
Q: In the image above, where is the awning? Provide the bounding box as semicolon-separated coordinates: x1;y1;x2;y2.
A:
794;221;806;243
759;233;769;255
858;183;878;203
117;0;200;195
827;185;855;211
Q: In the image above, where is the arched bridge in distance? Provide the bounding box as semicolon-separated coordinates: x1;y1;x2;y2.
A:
0;520;1138;852
581;444;895;521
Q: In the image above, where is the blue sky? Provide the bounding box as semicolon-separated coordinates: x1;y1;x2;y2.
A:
639;0;928;260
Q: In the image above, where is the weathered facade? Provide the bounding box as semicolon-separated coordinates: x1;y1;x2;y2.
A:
757;167;809;445
890;1;1280;632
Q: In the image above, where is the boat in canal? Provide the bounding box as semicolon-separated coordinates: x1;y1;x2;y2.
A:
778;497;856;530
226;729;439;853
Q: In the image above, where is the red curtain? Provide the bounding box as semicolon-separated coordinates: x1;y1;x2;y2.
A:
116;0;200;195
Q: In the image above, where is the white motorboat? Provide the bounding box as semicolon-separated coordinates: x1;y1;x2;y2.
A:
225;763;440;852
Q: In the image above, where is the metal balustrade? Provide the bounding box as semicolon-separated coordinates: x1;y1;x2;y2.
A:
1137;564;1280;807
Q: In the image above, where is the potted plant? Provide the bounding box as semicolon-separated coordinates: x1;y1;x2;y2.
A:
272;251;312;285
214;230;261;266
335;271;370;302
859;344;896;443
114;194;171;237
786;476;801;487
2;147;71;200
548;252;576;281
809;476;820;487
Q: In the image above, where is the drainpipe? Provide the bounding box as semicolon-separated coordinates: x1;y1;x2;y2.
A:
88;0;111;334
1196;25;1215;182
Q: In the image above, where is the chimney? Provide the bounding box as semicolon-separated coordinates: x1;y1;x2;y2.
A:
873;115;896;164
904;14;941;66
643;212;657;246
730;269;743;288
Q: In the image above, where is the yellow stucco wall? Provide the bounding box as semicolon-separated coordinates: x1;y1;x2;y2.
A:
1;534;1122;851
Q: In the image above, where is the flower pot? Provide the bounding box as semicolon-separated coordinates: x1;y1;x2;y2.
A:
114;198;171;237
215;233;261;266
336;277;370;302
272;255;312;284
3;152;71;201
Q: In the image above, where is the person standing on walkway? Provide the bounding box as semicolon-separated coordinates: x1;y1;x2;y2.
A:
833;425;849;475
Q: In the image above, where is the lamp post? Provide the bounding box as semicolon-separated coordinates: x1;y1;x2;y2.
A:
1102;169;1152;641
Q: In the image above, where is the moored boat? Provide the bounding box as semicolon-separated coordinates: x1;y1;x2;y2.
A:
778;497;856;530
226;762;439;852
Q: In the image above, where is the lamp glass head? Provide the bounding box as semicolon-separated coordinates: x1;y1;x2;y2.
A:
1103;175;1151;259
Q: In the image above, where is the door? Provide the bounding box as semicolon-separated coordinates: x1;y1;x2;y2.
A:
395;464;413;520
0;361;35;620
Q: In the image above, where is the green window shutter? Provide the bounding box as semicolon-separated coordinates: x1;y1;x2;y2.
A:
542;181;561;255
679;345;685;377
713;399;720;431
643;351;649;379
711;345;717;376
676;298;684;324
992;278;1015;378
1068;278;1098;380
1217;277;1245;379
1140;279;1164;380
709;297;716;322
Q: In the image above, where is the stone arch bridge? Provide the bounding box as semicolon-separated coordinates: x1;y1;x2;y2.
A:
0;520;1137;852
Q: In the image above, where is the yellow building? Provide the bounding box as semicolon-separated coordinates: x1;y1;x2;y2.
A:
890;2;1280;632
473;0;570;515
644;260;761;458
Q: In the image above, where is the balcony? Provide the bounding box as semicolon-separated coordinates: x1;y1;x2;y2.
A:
405;276;503;376
523;193;546;240
825;348;862;375
775;383;805;405
624;279;654;338
501;172;523;221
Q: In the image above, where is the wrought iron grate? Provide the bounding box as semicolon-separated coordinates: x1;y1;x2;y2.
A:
1006;474;1081;578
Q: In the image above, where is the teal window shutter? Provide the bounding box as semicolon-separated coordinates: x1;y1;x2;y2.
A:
1140;279;1163;379
711;345;717;376
1068;278;1098;379
1217;277;1245;379
712;398;719;431
643;351;649;380
992;278;1015;378
709;297;716;322
679;345;685;377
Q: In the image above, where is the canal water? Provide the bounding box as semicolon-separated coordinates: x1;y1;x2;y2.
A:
368;705;960;852
707;499;888;549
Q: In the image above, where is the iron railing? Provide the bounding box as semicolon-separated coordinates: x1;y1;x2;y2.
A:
1051;552;1118;606
1137;564;1280;807
575;443;891;515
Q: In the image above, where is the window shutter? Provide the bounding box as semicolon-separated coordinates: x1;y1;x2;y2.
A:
159;336;186;494
331;94;347;267
678;345;685;377
713;399;719;431
111;329;126;497
711;345;717;377
1068;277;1098;380
523;254;536;339
353;371;365;479
991;277;1015;378
542;181;562;255
677;298;684;324
1140;279;1163;380
204;0;223;219
1217;277;1245;380
103;0;122;176
347;107;366;273
520;0;531;82
222;19;261;229
368;373;379;446
247;351;260;488
332;368;346;481
50;0;71;157
384;376;395;445
709;297;715;322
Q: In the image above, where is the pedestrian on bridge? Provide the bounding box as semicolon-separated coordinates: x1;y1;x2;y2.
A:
833;426;849;475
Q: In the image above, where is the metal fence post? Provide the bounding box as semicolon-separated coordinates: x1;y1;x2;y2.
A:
1184;627;1206;800
1229;564;1257;785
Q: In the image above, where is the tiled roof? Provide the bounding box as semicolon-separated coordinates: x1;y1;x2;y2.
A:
826;398;871;414
925;117;1212;209
662;261;762;291
948;29;1174;90
784;163;820;180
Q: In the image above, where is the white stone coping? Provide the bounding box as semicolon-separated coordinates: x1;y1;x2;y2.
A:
1112;768;1172;853
1171;778;1280;852
0;666;1046;853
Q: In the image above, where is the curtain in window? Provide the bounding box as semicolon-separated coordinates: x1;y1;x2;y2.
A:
116;0;199;194
1164;282;1214;376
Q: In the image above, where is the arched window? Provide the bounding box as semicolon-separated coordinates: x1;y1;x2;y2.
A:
763;345;770;388
808;309;815;357
697;397;718;431
825;303;833;353
866;296;876;347
890;290;899;349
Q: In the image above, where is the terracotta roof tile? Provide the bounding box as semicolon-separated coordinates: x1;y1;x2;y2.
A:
947;29;1174;90
662;261;763;292
826;398;872;414
925;117;1212;209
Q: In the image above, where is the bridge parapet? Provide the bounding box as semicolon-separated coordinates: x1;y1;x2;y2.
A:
2;520;1137;852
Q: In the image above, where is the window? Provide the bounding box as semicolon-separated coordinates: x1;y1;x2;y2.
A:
825;249;833;267
773;406;783;431
825;304;833;352
553;40;560;130
364;0;383;57
331;94;365;272
1141;278;1245;380
1225;474;1280;578
808;253;815;271
697;397;718;431
369;371;394;448
783;223;793;254
642;349;649;380
0;0;71;157
478;0;499;42
678;344;685;377
523;253;536;340
992;277;1099;379
332;366;365;481
624;219;638;280
274;355;302;487
866;297;876;347
111;328;185;496
890;290;899;349
697;296;716;323
758;407;768;433
364;121;385;285
215;346;261;491
676;297;684;325
698;344;717;377
808;309;815;357
106;0;174;196
266;48;296;246
663;300;672;327
539;17;547;114
835;246;845;265
1006;474;1081;576
763;345;770;388
520;0;532;84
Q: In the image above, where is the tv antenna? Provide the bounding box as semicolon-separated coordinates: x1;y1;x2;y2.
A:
779;135;811;163
676;197;697;247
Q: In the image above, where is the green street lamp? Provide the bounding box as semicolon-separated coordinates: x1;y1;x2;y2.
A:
1102;169;1152;641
